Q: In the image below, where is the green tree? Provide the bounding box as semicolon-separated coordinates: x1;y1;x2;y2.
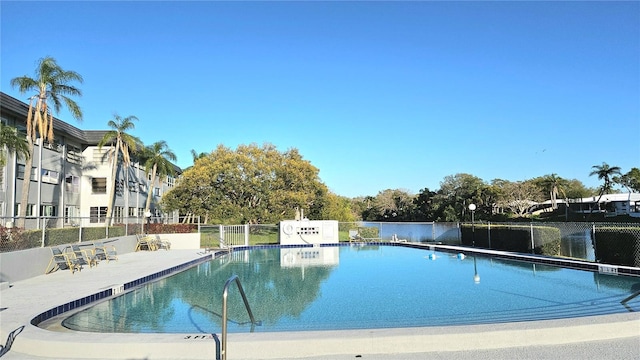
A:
10;56;83;227
368;189;416;221
413;188;437;221
0;123;30;167
614;167;640;193
97;114;140;226
142;141;177;216
589;162;622;215
435;173;487;221
162;143;327;224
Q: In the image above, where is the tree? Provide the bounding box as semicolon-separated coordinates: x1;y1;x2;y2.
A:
162;143;328;224
368;189;416;221
614;167;640;193
496;180;541;217
142;141;177;217
97;114;140;226
589;162;622;215
0;123;30;168
590;162;622;194
10;56;83;227
435;173;487;221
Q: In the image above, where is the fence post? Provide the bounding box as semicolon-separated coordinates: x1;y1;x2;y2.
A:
488;222;491;249
244;224;249;246
41;218;46;247
592;223;597;261
530;223;535;254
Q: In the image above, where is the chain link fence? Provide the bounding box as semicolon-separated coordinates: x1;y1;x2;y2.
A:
2;218;639;267
0;216;185;252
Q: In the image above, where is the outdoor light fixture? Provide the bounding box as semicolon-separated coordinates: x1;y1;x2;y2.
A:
145;211;152;235
468;203;476;247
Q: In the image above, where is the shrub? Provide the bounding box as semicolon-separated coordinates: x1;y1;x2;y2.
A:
461;224;560;256
594;227;640;267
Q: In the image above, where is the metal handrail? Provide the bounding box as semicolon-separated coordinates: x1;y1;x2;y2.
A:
221;274;257;360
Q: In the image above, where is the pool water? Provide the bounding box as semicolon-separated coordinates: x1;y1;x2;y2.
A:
62;245;640;333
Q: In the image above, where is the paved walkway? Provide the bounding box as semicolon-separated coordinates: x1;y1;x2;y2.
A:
0;249;638;359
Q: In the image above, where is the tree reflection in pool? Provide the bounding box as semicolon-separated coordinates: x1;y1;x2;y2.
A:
62;245;640;333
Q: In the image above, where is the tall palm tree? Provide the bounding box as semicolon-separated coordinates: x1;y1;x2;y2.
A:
589;162;622;215
142;141;177;216
97;114;140;226
0;123;30;168
10;56;83;227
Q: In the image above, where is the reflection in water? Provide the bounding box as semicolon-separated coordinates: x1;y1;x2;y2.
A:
63;246;639;334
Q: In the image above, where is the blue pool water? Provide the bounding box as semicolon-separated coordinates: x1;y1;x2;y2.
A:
62;245;640;333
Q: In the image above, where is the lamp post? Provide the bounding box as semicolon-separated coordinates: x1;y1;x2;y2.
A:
6;221;13;243
473;256;480;284
144;211;152;235
468;203;476;247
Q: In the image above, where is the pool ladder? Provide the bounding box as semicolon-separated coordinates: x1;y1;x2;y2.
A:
221;275;258;360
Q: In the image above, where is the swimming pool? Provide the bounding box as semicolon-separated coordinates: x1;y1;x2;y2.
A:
62;244;640;334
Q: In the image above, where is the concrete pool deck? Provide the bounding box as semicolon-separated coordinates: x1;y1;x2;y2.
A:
0;248;638;359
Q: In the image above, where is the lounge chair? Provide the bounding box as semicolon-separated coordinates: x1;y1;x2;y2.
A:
93;241;118;262
70;244;99;268
151;235;171;250
348;230;362;242
46;247;82;274
135;234;157;251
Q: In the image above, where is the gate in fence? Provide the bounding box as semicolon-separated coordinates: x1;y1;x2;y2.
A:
220;224;249;248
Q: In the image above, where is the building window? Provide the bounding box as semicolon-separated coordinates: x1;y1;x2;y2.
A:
154;187;161;196
128;207;137;217
113;206;124;224
41;169;59;184
90;206;108;223
65;206;80;225
167;176;175;187
17;164;37;181
40;204;57;217
93;148;109;163
92;178;107;194
15;203;35;216
65;175;80;193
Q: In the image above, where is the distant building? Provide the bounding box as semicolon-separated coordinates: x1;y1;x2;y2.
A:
529;193;640;218
1;92;181;229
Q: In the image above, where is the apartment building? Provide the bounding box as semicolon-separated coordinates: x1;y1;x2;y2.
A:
0;92;181;229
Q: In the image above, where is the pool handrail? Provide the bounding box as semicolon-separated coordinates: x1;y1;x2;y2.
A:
221;274;258;360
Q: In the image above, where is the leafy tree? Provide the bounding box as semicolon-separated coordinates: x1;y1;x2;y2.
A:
141;141;177;216
97;114;140;226
162;143;328;224
365;189;416;221
614;167;640;193
435;173;487;221
535;174;570;210
413;188;437;221
589;162;622;215
496;180;541;217
0;123;29;167
10;56;83;227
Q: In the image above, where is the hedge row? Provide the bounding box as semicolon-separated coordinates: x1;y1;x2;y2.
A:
0;223;198;252
460;224;561;256
594;227;640;267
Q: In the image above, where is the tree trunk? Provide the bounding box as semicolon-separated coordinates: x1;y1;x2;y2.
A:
144;164;157;215
105;144;120;227
17;137;35;228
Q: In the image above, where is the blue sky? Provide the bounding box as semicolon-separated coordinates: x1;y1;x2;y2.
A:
1;1;638;198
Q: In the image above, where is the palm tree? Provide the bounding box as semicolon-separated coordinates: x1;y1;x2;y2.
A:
10;56;83;227
97;114;140;226
0;123;30;167
589;162;622;215
142;141;177;217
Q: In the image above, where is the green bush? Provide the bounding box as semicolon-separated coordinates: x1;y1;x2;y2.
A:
594;227;640;267
358;226;379;239
461;224;560;256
